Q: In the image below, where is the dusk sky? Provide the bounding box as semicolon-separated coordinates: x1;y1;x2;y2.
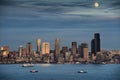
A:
0;0;120;51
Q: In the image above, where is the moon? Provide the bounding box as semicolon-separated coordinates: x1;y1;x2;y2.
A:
94;2;99;8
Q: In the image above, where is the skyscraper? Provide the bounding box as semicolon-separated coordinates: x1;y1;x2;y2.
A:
94;33;100;52
61;46;69;58
91;39;95;54
78;45;83;58
81;43;89;61
42;42;50;55
72;42;77;57
91;33;100;55
55;38;60;60
19;45;23;57
36;38;41;53
26;42;32;56
22;48;27;58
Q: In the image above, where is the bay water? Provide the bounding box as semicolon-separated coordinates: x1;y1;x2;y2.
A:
0;64;120;80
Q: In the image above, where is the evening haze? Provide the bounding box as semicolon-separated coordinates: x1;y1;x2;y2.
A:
0;0;120;51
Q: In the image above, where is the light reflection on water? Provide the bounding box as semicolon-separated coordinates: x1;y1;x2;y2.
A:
39;64;51;67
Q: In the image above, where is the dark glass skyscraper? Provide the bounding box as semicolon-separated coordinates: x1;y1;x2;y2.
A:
91;33;100;55
91;39;95;54
94;33;100;52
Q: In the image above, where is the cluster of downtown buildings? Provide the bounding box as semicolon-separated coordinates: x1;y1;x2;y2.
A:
0;33;120;64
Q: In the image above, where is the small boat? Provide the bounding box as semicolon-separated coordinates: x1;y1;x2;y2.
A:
78;70;87;73
22;63;34;67
30;70;38;73
76;62;80;64
102;62;106;64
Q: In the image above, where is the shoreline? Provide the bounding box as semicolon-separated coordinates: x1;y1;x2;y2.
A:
0;62;119;64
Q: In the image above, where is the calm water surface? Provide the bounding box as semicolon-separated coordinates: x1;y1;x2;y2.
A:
0;64;120;80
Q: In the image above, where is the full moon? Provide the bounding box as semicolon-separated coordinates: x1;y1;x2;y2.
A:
94;2;99;8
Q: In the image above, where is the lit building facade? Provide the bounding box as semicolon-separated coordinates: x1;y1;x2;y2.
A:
1;46;9;57
81;43;89;61
36;38;41;53
42;42;50;55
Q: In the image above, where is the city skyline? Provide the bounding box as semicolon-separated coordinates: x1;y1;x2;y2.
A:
0;33;119;51
0;34;98;52
0;33;120;64
0;0;120;50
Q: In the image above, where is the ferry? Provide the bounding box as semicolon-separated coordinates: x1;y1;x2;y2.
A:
78;70;87;73
102;62;106;64
30;70;38;73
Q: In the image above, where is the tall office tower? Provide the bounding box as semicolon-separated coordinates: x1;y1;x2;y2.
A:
19;45;23;57
72;42;77;57
91;39;95;54
91;33;100;55
61;46;69;58
22;48;27;58
55;38;60;60
78;45;83;58
42;42;50;55
81;43;89;61
94;33;100;52
36;38;41;53
26;42;32;56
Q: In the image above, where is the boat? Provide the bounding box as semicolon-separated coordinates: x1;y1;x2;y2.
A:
75;62;80;64
30;70;38;73
22;63;34;67
78;70;87;73
102;62;106;64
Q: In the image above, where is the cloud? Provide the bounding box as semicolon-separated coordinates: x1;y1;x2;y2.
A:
108;0;120;9
0;0;119;28
1;0;119;20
